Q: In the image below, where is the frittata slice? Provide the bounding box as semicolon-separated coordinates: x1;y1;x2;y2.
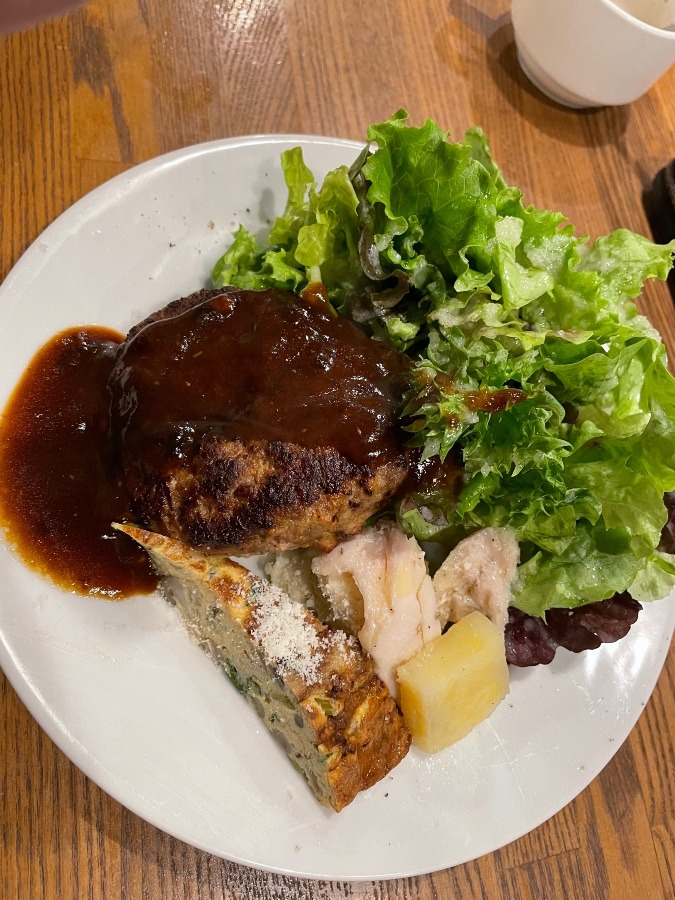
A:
114;524;411;811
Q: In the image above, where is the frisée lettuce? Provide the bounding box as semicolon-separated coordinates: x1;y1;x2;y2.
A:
212;110;675;617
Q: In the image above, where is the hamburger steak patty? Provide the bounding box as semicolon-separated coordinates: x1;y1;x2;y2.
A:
109;287;413;554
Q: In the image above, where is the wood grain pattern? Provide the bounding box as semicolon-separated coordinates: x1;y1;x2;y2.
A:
1;0;674;897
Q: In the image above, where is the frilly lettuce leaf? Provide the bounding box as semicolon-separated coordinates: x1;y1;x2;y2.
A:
212;110;675;615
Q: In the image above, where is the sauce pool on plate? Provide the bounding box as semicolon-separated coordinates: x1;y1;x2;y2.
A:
0;327;157;598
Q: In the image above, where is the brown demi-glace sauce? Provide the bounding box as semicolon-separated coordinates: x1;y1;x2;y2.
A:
112;287;412;473
0;328;157;597
0;288;412;598
0;289;527;598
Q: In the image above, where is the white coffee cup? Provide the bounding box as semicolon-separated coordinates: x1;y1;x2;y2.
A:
511;0;675;108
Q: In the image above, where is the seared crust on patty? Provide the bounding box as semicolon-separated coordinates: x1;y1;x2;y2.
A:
125;435;410;554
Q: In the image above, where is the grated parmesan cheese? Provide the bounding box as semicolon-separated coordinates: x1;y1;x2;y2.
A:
249;578;323;682
248;577;358;684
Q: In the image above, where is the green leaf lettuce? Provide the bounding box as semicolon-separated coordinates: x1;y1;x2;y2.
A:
211;110;675;616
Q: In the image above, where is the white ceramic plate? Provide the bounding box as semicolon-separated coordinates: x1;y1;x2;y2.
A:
0;136;673;881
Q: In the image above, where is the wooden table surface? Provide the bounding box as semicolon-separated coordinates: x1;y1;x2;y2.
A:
1;1;674;897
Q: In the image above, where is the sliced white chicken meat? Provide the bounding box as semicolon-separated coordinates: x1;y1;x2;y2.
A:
311;521;440;697
432;527;519;632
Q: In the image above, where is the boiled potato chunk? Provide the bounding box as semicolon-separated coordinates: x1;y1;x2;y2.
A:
397;610;509;753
